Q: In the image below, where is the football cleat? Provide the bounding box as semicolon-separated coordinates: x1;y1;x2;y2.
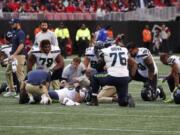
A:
127;94;135;107
3;91;16;97
87;95;98;106
164;98;174;103
157;86;166;100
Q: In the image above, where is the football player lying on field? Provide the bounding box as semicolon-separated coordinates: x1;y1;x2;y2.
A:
48;82;87;106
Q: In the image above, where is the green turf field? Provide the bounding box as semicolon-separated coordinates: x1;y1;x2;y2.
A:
0;56;180;135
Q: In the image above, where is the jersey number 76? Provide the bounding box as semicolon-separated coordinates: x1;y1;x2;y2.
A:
110;52;127;66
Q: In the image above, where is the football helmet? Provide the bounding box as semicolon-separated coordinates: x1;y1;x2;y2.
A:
84;90;92;102
104;39;114;48
157;85;166;100
94;41;104;57
141;83;157;101
0;82;8;94
173;88;180;104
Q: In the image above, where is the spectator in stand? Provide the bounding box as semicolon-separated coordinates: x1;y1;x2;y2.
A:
142;25;152;52
6;0;20;12
2;0;178;13
65;1;76;13
96;5;106;19
76;23;91;57
55;22;70;59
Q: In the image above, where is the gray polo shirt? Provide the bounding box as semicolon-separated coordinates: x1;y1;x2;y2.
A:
62;63;85;83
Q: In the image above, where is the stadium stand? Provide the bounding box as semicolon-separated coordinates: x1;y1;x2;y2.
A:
1;0;178;13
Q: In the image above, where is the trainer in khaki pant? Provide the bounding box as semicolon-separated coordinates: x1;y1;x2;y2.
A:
6;55;25;92
97;86;117;103
3;18;26;97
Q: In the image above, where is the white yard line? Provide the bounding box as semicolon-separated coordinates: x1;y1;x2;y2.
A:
0;125;179;134
0;110;179;118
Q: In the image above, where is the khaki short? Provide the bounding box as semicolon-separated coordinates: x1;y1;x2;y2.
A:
97;86;117;98
25;83;48;95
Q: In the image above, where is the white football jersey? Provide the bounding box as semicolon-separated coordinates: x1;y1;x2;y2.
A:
85;46;98;69
167;55;180;73
55;88;76;103
101;45;129;77
85;46;98;62
30;46;60;71
0;44;12;57
135;48;158;78
34;30;58;47
29;44;60;54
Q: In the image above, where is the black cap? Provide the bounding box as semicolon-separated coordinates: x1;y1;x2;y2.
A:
9;18;20;24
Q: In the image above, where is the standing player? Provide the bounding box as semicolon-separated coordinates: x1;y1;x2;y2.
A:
89;42;137;107
34;21;58;47
160;54;180;103
27;39;64;89
127;42;166;101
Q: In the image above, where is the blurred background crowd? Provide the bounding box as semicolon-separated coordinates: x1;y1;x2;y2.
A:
1;0;178;13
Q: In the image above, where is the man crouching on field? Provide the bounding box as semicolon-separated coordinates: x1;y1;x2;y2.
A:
19;69;52;104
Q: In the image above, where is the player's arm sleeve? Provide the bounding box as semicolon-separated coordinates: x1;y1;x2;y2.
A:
27;54;36;73
144;56;155;80
52;33;58;46
96;52;106;72
53;54;64;71
171;64;179;88
128;56;137;78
